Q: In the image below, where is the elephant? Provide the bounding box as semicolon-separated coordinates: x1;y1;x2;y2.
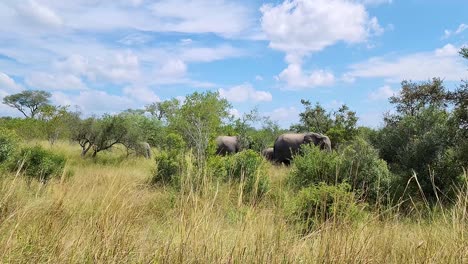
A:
261;147;274;161
215;136;241;155
136;142;152;159
273;132;331;165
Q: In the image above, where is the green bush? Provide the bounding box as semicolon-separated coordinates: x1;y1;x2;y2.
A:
160;133;186;152
13;146;66;182
0;128;19;164
289;138;392;203
206;155;229;179
289;145;339;188
338;138;393;203
151;150;183;186
373;107;466;204
227;150;270;203
290;183;365;233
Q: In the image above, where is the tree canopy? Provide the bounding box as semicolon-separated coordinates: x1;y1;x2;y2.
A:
2;90;51;118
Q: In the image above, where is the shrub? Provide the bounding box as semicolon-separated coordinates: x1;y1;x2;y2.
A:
289;139;392;204
0;128;19;164
373;107;466;204
151;150;183;186
13;146;66;182
160;133;186;152
289;145;339;188
227;150;270;203
290;183;365;233
206;155;229;179
338;138;393;203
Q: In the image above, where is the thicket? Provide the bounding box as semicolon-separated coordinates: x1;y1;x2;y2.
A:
0;128;19;165
289;139;392;204
11;146;66;182
289;183;366;233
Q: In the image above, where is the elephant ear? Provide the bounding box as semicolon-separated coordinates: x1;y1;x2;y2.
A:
303;134;314;144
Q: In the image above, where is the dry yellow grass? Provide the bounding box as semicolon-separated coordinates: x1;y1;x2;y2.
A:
0;141;466;263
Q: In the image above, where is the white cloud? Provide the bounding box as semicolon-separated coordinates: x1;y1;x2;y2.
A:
261;0;381;91
357;0;392;5
25;72;87;91
180;45;243;62
123;86;161;104
443;23;468;39
358;111;384;128
14;0;63;28
149;0;253;36
267;106;300;127
229;108;241;118
0;72;23;92
180;38;193;45
7;0;254;37
118;33;153;46
52;90;136;114
54;52;141;84
0;72;24;117
277;64;335;89
346;44;467;82
260;0;382;60
434;44;459;56
157;59;187;78
219;84;272;103
255;75;264;81
368;85;398;101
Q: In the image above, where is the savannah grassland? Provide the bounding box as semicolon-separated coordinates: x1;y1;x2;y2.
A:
0;141;467;263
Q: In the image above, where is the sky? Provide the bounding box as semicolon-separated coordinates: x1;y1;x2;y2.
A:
0;0;467;128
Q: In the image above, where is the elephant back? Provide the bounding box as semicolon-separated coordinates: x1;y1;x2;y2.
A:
273;133;307;163
216;136;239;155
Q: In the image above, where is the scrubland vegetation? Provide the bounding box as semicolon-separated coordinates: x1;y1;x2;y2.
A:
0;142;466;263
0;48;467;263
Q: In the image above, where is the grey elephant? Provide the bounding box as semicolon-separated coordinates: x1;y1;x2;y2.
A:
136;142;152;159
273;132;331;164
261;147;274;161
215;136;241;155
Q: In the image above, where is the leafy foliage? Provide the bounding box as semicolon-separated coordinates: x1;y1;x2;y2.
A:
226;150;270;203
290;140;392;203
2;90;51;118
291;100;358;147
0;128;19;164
152;150;183;186
168;91;231;164
72;115;131;157
290;183;365;233
373;78;467;204
0;117;47;140
13;146;66;182
38;105;81;145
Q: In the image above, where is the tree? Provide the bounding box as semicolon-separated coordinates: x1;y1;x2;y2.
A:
72;115;131;157
388;78;447;117
291;100;358;147
168;91;230;164
460;47;468;60
232;108;262;150
291;100;332;133
249;117;282;152
38;105;80;145
2;90;51;118
118;111;163;155
145;99;180;123
373;77;465;204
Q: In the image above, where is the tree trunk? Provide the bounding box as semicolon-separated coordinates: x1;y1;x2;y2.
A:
81;144;92;157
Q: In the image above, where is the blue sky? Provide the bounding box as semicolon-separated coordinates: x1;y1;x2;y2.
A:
0;0;467;128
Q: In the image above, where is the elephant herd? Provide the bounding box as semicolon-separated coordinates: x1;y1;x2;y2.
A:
216;132;331;165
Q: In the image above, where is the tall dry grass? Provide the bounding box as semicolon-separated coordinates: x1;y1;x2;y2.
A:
0;141;466;263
